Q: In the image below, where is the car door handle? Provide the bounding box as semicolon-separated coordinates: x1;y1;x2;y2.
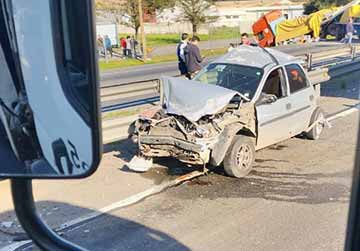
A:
286;103;292;110
309;95;314;101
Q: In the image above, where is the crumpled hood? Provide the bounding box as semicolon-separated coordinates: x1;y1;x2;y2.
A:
161;77;242;122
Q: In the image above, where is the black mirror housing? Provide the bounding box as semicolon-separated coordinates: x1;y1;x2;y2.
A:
0;0;102;179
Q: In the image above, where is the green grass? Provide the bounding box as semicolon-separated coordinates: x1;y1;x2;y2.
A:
120;27;241;47
102;107;142;120
99;47;227;71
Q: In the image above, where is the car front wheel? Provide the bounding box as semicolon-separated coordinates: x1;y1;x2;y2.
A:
223;135;255;178
306;108;325;140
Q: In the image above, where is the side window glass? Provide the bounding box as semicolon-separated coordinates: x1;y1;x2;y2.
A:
262;68;285;98
285;64;308;93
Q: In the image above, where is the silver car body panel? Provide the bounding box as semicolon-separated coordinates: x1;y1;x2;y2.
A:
136;46;318;165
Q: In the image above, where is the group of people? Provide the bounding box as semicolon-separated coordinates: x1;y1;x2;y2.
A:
97;35;139;59
97;35;113;57
176;33;205;79
120;36;138;58
176;32;254;79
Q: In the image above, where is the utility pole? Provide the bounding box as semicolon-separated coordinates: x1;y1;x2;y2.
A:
138;0;147;61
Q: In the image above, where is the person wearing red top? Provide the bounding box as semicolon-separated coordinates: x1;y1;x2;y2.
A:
120;37;127;57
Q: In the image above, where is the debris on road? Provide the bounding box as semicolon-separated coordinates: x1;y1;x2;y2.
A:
0;222;13;229
127;155;153;172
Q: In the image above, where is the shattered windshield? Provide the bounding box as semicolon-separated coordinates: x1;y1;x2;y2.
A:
194;63;264;99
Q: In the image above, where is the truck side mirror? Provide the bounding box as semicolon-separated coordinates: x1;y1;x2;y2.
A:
0;0;102;178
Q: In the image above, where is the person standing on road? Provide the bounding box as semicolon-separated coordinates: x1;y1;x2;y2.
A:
120;37;127;57
104;35;113;58
130;36;138;58
97;35;104;55
185;36;204;79
176;33;189;77
344;17;355;44
240;33;251;45
228;33;252;52
126;36;132;58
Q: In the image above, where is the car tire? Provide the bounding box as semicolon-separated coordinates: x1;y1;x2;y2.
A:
223;135;255;178
306;108;325;140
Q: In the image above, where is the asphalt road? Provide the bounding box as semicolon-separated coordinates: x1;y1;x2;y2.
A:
24;100;360;251
0;80;359;251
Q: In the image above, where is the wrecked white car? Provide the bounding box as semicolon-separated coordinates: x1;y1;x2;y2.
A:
131;46;325;178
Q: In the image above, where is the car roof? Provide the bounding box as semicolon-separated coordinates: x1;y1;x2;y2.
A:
212;45;301;69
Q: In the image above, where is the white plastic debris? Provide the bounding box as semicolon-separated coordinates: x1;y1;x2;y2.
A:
1;221;13;228
127;156;153;172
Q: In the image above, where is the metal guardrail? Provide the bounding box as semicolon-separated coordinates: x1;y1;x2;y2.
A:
100;46;360;144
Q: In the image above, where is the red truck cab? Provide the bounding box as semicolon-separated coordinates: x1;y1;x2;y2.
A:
253;10;282;47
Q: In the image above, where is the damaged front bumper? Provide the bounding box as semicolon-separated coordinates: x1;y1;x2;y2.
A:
139;135;212;165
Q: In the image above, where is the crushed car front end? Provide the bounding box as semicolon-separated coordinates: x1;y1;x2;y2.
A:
132;75;257;167
135;110;226;165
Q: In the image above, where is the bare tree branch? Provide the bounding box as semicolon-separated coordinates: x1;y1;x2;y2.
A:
177;0;217;34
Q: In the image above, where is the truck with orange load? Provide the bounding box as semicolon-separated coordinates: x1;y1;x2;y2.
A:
253;0;360;47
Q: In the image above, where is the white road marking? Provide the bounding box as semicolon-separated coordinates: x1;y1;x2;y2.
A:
327;104;360;122
1;103;359;251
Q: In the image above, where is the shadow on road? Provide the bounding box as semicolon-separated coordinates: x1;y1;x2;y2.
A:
0;201;190;251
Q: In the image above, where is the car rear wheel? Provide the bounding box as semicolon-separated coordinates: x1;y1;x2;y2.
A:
223;135;255;178
306;108;325;140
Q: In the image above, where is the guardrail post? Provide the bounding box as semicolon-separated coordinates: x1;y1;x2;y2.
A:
306;53;313;71
158;79;163;106
351;45;356;61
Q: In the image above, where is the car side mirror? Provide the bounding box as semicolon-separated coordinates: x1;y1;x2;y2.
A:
257;93;278;106
0;0;101;179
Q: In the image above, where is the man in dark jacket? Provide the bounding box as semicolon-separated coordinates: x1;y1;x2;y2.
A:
185;36;203;79
176;33;189;77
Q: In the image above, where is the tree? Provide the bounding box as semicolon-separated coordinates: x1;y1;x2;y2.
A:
96;0;140;36
303;0;352;15
125;1;141;37
95;0;124;18
96;0;176;37
177;0;217;34
149;0;176;11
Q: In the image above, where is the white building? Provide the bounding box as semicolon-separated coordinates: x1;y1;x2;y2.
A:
98;0;306;35
157;0;305;33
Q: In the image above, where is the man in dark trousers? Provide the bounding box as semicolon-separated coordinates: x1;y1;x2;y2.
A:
345;17;355;44
176;33;189;77
186;36;203;79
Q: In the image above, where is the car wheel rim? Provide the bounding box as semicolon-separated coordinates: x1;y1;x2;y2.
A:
315;113;324;137
236;145;252;169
